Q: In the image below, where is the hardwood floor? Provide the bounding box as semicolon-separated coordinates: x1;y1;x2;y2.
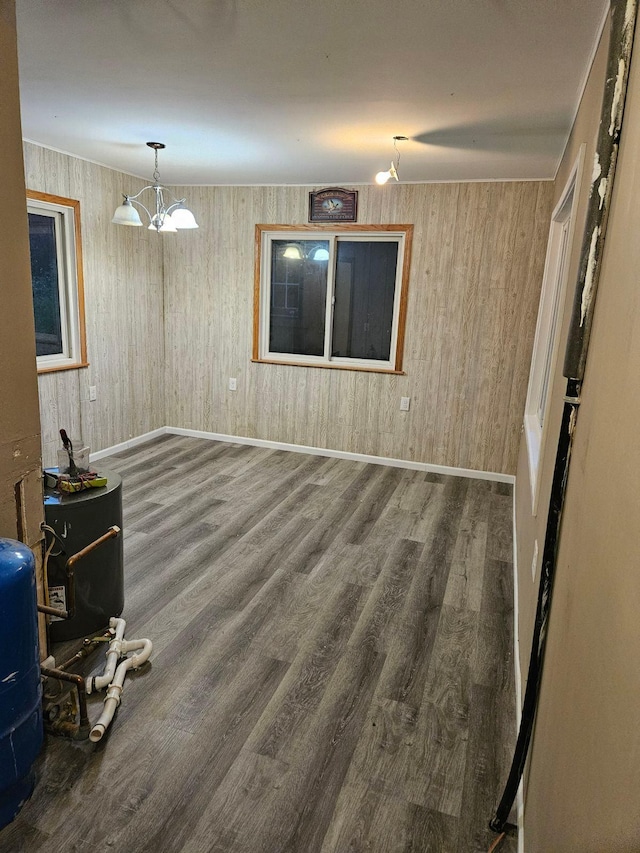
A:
0;436;517;853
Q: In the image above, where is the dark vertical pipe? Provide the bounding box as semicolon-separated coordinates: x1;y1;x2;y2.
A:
490;0;638;834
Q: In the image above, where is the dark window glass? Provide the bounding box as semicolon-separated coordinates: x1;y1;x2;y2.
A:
269;240;329;356
332;240;398;360
28;212;63;356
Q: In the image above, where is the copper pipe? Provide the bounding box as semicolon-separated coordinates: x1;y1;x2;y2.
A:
41;665;90;738
38;603;70;618
57;631;113;672
65;525;120;570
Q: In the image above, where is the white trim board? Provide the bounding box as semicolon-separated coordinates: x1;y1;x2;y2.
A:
512;491;526;853
90;428;167;461
164;426;515;483
91;425;515;482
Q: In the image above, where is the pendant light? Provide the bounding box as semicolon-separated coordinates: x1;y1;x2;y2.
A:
112;142;198;233
375;136;408;185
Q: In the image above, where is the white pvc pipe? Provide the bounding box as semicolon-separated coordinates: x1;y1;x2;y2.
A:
86;616;127;694
89;637;152;743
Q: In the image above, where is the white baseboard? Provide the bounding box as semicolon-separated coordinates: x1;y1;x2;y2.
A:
512;492;525;853
90;427;167;461
164;426;516;484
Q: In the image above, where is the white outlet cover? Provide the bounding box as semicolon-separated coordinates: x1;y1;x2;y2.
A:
229;378;237;391
400;396;411;411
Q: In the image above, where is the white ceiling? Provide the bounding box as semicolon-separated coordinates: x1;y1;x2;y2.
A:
15;0;608;186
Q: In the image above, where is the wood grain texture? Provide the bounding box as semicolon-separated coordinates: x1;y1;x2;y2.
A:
165;181;553;475
23;142;165;467
0;437;517;852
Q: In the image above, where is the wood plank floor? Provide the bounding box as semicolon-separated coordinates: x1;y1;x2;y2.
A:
0;436;517;853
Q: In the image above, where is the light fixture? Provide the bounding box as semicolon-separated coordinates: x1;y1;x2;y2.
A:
310;246;329;261
375;135;408;185
112;142;199;233
282;244;303;259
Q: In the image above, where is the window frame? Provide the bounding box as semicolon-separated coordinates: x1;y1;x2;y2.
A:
27;190;88;374
523;145;584;512
253;224;413;374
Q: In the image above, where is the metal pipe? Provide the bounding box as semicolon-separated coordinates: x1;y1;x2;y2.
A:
40;665;90;739
56;631;113;672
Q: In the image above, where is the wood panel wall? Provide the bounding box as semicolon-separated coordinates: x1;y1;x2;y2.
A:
23;143;165;467
164;181;553;475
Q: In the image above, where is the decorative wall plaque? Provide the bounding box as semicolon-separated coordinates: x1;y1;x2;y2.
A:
309;187;358;222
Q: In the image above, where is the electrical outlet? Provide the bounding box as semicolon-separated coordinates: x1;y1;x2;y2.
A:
400;396;411;411
228;377;237;391
89;385;97;402
531;540;539;581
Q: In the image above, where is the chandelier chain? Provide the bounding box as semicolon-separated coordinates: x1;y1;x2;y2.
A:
153;148;161;184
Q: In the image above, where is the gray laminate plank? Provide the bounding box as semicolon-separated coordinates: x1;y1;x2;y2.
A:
485;491;513;562
122;499;165;527
321;781;460;853
344;466;404;546
280;495;361;576
443;482;491;612
246;581;367;760
378;477;468;709
126;655;289;853
406;605;478;816
183;644;386;853
247;554;362;662
456;683;518;853
347;538;423;655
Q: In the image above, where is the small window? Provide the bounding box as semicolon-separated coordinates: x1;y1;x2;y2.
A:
254;225;413;372
27;191;87;373
524;146;584;511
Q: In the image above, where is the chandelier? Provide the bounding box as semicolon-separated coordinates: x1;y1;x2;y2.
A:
112;142;198;233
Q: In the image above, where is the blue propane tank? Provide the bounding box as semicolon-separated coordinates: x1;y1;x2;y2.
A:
0;539;43;829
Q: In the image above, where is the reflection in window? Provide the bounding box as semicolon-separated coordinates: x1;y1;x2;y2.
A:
269;240;329;357
332;241;398;361
28;212;64;356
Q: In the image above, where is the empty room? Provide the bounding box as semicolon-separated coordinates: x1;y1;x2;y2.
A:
1;1;640;851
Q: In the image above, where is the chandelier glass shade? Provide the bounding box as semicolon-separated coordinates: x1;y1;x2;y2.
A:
112;142;198;233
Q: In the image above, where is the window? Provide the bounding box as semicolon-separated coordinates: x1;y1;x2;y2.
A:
524;146;584;511
254;225;413;372
27;191;87;373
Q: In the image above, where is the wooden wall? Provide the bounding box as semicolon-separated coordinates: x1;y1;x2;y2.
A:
23;143;165;467
164;181;553;475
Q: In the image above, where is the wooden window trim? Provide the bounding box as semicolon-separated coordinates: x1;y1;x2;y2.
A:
253;223;413;372
27;189;88;374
